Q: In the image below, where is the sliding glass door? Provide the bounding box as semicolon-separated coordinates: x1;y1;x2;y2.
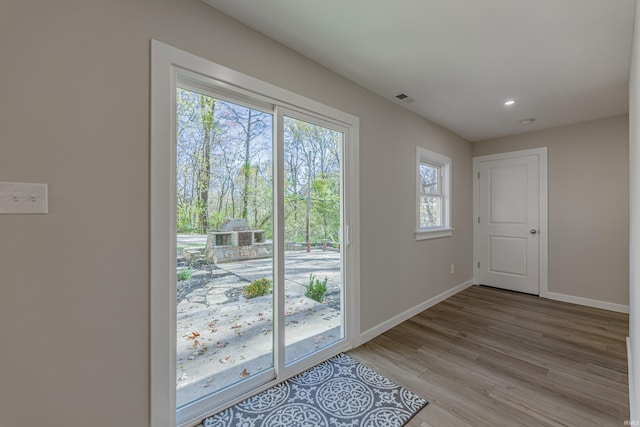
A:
151;41;359;426
174;85;346;414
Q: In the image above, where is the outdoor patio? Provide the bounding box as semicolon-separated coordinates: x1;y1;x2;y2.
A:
176;235;342;407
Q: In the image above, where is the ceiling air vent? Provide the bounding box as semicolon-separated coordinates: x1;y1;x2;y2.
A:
395;93;415;103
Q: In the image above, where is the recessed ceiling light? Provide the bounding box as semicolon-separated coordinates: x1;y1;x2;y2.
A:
504;99;515;106
519;118;536;126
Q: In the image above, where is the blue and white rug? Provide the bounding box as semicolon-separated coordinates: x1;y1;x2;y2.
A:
202;353;427;427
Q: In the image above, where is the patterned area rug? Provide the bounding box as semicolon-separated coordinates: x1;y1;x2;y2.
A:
201;353;427;427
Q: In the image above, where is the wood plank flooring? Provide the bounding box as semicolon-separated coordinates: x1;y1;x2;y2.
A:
349;285;629;427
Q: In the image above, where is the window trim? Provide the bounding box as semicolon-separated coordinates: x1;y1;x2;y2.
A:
151;40;360;427
415;146;452;240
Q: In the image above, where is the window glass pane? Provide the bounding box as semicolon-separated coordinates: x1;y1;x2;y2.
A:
283;115;344;365
420;195;441;228
420;162;439;195
176;87;274;407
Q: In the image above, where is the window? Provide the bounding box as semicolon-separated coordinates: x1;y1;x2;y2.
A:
416;147;452;240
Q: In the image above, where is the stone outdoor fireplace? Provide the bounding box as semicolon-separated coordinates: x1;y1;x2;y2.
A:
205;218;271;264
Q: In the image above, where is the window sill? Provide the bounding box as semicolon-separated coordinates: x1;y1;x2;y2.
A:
415;227;453;241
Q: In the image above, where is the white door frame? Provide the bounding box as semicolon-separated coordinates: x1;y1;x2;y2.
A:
473;147;548;296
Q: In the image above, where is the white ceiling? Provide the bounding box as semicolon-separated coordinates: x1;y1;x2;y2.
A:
203;0;636;141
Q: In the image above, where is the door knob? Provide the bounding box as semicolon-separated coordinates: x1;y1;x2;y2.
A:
530;229;537;234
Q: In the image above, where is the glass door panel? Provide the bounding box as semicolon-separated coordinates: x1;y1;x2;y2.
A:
282;115;344;365
175;87;274;407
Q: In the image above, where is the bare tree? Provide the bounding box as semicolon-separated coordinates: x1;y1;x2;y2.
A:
196;96;215;233
221;104;270;222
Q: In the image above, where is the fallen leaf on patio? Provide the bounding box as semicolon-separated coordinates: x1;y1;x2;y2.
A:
216;341;228;348
193;340;200;349
231;323;242;329
240;368;250;378
187;331;200;340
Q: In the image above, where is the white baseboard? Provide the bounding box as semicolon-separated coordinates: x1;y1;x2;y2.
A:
358;279;474;344
542;291;629;314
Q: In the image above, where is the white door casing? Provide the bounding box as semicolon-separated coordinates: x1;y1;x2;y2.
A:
473;148;548;295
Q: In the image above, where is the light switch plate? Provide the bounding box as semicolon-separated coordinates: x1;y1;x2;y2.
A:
0;182;48;214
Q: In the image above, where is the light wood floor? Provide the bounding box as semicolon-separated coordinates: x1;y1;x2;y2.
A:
349;285;629;427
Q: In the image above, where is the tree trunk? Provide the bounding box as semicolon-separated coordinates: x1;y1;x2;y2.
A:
198;96;215;233
241;109;253;221
306;152;312;252
253;167;259;227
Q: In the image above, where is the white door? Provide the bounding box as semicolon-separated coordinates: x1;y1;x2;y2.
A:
476;152;543;294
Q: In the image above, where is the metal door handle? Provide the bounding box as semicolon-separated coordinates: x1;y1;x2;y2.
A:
530;229;537;234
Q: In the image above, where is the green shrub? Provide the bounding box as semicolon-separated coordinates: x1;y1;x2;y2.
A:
177;268;193;281
243;278;272;299
305;274;328;303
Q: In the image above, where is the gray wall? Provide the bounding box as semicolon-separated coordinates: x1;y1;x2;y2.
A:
0;1;473;425
474;115;629;306
628;0;639;417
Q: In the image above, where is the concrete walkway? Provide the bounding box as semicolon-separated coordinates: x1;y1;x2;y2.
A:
176;248;342;407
